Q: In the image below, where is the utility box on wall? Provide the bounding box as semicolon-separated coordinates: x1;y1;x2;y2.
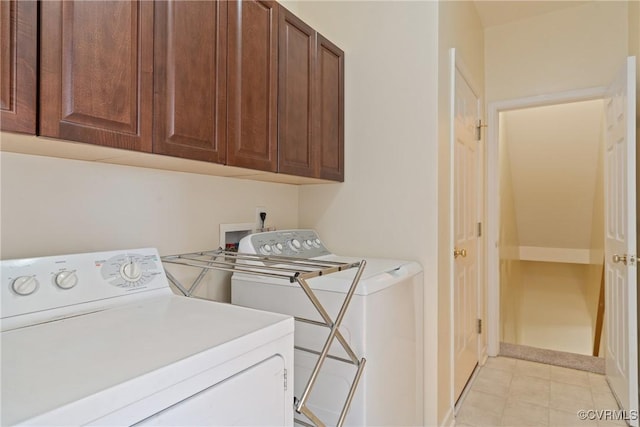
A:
219;222;255;252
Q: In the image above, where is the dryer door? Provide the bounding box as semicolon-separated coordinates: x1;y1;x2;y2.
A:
137;355;287;426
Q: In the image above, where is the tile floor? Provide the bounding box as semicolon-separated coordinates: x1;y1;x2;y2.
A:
456;357;627;427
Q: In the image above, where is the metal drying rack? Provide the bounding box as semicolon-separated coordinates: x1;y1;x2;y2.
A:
161;249;367;427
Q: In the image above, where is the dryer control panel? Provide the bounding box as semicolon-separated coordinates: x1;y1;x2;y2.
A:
238;230;331;258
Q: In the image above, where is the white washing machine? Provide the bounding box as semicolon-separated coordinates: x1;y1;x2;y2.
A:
231;230;424;427
1;248;294;426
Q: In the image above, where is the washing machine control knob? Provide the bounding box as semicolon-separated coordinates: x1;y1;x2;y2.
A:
260;244;272;255
120;261;143;282
288;239;301;251
312;238;321;248
302;239;313;249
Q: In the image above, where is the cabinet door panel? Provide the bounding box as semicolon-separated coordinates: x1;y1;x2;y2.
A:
0;0;36;134
277;9;315;177
40;1;153;151
316;34;344;181
154;0;227;163
227;0;278;171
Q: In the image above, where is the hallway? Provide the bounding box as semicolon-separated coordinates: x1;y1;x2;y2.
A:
456;357;625;427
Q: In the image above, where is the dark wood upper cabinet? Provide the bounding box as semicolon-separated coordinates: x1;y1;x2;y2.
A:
277;12;344;181
316;34;344;182
1;0;37;134
277;8;316;178
227;0;278;172
153;1;227;163
39;1;153;152
6;0;343;181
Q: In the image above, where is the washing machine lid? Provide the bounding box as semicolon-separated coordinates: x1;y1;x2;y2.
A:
1;295;293;426
309;256;422;295
233;256;422;296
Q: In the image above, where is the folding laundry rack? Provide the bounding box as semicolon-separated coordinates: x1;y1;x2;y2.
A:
161;249;367;427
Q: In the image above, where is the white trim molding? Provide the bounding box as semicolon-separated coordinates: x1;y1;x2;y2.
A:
518;246;591;264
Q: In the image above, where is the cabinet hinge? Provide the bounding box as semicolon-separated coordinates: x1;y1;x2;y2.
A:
476;119;487;141
477;319;482;334
477;222;482;237
284;368;288;391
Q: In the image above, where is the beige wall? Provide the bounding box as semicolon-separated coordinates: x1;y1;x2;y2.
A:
289;1;441;424
586;113;606;350
0;150;299;300
291;1;482;424
291;2;484;424
485;1;629;103
501;100;604;262
498;113;522;344
437;1;485;423
630;0;639;59
515;261;593;356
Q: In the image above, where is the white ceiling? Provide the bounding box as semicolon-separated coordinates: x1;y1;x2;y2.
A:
503;99;605;250
473;1;590;28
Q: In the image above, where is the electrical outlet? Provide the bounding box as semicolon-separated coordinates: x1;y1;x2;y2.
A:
255;206;267;229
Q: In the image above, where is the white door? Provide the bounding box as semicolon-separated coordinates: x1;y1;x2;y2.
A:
453;59;481;401
604;56;638;425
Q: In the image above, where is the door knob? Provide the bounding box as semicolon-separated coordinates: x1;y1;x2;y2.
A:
454;248;467;259
612;254;628;265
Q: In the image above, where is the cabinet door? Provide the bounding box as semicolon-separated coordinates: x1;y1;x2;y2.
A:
40;1;153;151
316;34;344;182
227;0;278;172
153;1;227;163
277;8;316;177
1;0;36;134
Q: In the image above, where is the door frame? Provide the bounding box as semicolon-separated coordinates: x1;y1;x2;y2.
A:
485;86;607;355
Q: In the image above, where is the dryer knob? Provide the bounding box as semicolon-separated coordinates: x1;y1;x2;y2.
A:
12;276;39;296
55;270;78;290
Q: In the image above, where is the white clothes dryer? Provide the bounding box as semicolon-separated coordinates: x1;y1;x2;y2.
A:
231;230;424;427
1;248;294;426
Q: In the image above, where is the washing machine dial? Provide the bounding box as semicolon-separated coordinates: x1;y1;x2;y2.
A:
275;243;284;251
302;239;313;249
271;244;282;255
312;239;321;248
12;276;39;296
55;270;78;290
120;260;143;282
260;244;272;255
288;239;301;251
